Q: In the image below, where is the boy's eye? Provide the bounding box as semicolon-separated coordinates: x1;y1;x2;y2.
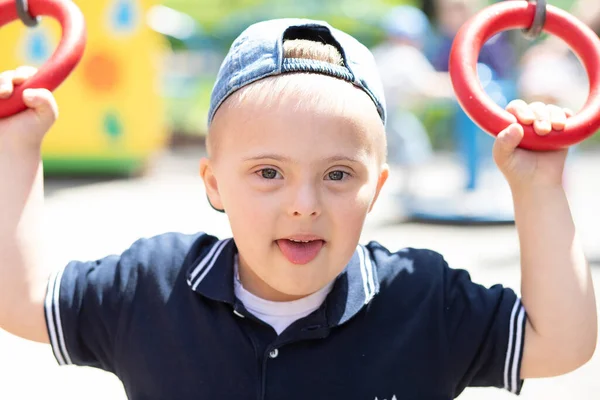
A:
260;168;280;179
327;170;347;181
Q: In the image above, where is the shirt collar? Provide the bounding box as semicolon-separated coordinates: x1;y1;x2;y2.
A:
186;237;379;327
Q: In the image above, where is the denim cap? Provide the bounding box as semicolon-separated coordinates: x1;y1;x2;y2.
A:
206;18;387;213
207;18;387;127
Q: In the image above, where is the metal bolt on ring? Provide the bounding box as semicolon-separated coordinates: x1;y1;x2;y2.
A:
16;0;40;27
522;0;547;40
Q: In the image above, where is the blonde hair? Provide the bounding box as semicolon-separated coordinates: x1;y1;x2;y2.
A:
283;39;344;65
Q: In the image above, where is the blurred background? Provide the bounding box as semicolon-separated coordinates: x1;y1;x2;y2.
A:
1;0;600;398
1;0;597;176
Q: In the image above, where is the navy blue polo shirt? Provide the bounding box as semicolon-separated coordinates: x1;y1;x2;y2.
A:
44;232;526;399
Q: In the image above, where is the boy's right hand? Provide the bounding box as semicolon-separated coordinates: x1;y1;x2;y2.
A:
0;66;58;151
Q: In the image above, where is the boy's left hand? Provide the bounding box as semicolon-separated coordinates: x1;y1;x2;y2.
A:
493;100;573;190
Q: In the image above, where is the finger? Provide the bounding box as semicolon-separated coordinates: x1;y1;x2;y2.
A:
506;99;535;124
548;104;567;131
22;88;58;125
493;123;524;166
563;108;575;118
12;66;37;85
0;70;15;99
530;102;552;135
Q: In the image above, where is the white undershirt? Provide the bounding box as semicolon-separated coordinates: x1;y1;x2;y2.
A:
233;255;334;335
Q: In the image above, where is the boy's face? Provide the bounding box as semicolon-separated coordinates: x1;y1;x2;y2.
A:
201;74;388;301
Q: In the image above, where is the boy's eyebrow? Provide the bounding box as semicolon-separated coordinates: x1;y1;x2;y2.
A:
242;154;363;164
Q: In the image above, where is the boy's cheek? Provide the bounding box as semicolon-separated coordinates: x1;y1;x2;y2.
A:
330;198;370;233
226;194;274;230
356;183;381;211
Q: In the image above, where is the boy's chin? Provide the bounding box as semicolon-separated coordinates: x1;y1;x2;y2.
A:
266;278;329;301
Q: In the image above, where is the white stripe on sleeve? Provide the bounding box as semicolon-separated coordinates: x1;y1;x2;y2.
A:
44;266;72;365
510;305;526;393
503;298;525;393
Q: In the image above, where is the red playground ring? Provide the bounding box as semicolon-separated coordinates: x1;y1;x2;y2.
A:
0;0;86;118
450;1;600;151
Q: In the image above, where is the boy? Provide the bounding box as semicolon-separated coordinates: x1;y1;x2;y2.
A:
0;18;596;399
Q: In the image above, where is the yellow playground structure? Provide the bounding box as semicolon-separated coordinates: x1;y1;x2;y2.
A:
0;0;168;176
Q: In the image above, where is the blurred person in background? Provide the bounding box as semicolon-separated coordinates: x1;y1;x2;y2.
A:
431;0;516;80
371;5;454;168
569;0;600;33
519;0;600;110
518;48;588;112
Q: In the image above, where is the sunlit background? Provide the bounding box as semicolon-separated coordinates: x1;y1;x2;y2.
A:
1;0;599;398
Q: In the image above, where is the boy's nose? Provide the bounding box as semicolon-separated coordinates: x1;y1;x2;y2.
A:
287;183;321;218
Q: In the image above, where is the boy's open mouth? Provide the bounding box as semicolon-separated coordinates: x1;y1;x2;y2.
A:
276;236;325;265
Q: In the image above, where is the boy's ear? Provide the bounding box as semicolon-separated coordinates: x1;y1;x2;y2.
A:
199;158;225;213
368;164;389;213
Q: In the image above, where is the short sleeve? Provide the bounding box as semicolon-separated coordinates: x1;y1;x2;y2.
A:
43;232;206;371
443;264;527;396
43;252;135;371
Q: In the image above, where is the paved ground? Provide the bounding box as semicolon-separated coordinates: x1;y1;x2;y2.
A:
1;145;599;399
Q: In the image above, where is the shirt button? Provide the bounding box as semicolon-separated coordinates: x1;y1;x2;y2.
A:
269;349;279;359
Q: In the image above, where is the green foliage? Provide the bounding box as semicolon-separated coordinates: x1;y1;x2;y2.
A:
161;0;414;48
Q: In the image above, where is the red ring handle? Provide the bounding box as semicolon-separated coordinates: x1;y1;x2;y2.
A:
0;0;86;118
450;2;600;151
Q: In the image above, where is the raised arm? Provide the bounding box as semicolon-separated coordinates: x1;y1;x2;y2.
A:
0;67;58;343
492;101;597;378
